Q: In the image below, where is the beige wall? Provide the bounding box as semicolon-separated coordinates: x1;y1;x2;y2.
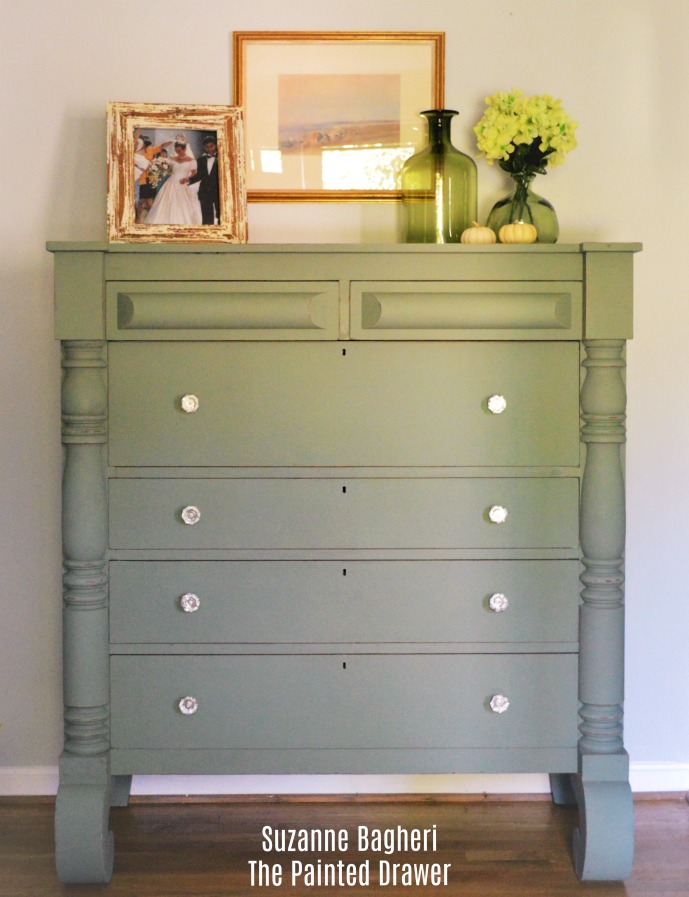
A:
2;0;688;792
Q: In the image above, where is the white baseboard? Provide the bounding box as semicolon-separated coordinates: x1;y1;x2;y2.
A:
0;766;59;795
127;773;553;796
629;762;689;793
2;764;688;797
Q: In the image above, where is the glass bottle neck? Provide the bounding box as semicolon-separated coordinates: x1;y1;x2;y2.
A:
422;110;457;148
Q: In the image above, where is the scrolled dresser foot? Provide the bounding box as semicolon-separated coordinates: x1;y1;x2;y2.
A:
55;756;114;883
571;774;634;880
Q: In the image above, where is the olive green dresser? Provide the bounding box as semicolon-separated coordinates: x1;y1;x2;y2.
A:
49;242;640;882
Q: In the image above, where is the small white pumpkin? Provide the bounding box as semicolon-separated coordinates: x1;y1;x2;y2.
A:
498;220;538;244
460;221;497;244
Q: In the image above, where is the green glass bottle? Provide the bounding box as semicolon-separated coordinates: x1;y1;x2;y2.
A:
401;109;477;243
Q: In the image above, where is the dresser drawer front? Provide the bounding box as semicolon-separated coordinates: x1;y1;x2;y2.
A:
109;477;579;550
108;342;580;468
110;559;580;645
351;281;583;339
110;654;578;750
106;281;340;340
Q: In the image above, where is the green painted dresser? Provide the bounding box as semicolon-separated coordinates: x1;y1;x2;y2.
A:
49;242;640;882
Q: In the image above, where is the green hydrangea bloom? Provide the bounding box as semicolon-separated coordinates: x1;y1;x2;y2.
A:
474;89;578;174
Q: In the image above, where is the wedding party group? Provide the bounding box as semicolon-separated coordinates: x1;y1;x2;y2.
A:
134;130;220;226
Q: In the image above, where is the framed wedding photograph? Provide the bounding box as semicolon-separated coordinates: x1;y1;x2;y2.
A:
233;31;445;202
107;102;247;242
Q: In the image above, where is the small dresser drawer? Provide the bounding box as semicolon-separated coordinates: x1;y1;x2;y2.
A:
106;281;340;340
109;559;580;645
108;477;579;550
108;342;580;467
351;281;583;340
110;654;578;751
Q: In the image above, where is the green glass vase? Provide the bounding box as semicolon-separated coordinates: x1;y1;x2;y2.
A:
487;171;559;243
401;109;477;243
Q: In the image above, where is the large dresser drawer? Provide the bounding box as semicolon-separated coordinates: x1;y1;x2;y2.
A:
109;559;580;645
110;654;578;751
108;342;581;468
109;477;579;550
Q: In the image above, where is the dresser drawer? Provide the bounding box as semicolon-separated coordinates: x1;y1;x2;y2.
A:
109;477;579;550
351;281;583;339
108;342;580;468
109;559;580;645
110;654;578;751
106;281;340;340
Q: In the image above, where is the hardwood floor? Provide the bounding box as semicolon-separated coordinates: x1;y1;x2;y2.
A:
1;794;687;896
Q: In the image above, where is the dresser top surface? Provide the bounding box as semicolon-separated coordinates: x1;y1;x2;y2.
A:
47;241;642;255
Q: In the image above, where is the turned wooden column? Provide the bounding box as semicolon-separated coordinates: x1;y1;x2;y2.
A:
55;340;114;883
573;338;633;880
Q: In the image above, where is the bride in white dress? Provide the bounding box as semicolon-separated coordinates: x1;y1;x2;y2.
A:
146;136;202;226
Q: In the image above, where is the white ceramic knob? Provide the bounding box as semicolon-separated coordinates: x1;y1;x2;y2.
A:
178;696;199;715
181;505;201;526
487;394;507;414
489;593;509;613
488;505;509;524
180;592;201;613
490;694;510;714
181;394;199;413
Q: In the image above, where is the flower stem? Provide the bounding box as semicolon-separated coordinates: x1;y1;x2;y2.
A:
510;172;535;223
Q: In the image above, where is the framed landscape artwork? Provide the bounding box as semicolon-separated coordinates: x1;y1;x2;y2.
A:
107;102;247;242
233;32;445;202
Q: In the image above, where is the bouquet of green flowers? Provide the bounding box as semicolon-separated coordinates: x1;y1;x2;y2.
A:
474;89;578;241
474;89;578;176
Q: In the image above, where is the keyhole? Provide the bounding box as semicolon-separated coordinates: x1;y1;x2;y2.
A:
342;486;347;493
342;662;347;670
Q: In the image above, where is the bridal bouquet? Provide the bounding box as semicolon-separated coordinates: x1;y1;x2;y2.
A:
147;157;172;188
473;88;578;176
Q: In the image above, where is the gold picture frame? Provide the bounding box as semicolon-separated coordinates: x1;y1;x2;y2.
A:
107;102;247;242
233;31;445;202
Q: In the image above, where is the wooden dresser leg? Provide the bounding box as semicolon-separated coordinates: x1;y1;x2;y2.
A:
549;773;577;806
55;755;114;883
573;340;634;880
572;755;634;880
111;774;133;807
57;341;114;883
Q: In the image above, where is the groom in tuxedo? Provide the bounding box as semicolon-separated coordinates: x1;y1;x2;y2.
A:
188;135;220;225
